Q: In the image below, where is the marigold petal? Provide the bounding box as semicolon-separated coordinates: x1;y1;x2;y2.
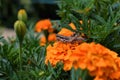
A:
58;28;74;36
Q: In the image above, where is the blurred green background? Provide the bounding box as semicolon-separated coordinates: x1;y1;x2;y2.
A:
0;0;59;28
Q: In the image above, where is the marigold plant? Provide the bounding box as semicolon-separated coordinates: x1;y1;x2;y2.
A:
1;0;120;80
45;26;120;79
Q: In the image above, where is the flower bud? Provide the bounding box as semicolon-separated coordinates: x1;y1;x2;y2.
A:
18;9;27;23
14;20;26;43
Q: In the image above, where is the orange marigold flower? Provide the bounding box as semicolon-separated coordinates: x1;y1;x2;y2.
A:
40;35;46;46
58;28;74;36
72;42;120;80
45;41;80;69
35;19;52;32
48;33;56;42
45;41;120;80
109;58;120;79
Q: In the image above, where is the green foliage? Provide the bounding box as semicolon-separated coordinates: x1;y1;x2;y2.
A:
71;68;92;80
57;0;120;52
0;21;69;80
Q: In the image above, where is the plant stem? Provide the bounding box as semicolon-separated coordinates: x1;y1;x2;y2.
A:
44;30;49;39
19;42;22;80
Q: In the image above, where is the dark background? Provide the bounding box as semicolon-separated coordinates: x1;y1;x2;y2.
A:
0;0;60;28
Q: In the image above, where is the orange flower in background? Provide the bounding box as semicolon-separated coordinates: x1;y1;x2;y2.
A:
69;20;83;30
69;20;90;31
79;20;83;24
48;33;56;42
40;36;46;46
48;27;54;33
39;33;57;46
69;23;76;30
45;41;120;80
35;19;56;46
35;19;52;32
